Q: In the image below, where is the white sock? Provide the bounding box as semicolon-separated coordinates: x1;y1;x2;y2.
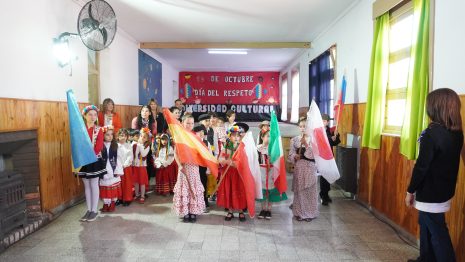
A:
140;185;146;197
90;178;100;212
103;198;111;205
82;179;92;211
134;183;140;196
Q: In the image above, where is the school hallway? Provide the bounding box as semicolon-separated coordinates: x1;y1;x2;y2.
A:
0;181;418;262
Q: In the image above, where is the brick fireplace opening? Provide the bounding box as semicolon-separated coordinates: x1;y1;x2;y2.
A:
0;130;45;249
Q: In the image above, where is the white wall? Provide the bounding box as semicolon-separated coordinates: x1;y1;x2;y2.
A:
0;0;179;106
0;0;89;102
282;0;465;111
433;0;465;95
281;0;373;107
99;30;139;106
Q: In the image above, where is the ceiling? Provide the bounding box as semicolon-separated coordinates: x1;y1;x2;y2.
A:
105;0;356;71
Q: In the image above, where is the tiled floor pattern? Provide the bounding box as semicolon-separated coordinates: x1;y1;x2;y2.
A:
0;187;418;262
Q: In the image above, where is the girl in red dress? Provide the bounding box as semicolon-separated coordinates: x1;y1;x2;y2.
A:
217;125;247;222
132;128;151;204
117;128;134;206
99;126;123;212
154;134;176;196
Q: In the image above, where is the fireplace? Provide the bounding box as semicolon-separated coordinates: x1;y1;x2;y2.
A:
0;130;40;239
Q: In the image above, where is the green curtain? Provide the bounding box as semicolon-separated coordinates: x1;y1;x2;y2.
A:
362;13;390;149
400;0;430;160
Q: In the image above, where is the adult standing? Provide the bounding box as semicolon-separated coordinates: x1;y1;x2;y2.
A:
175;99;185;119
224;110;236;132
405;88;463;262
131;105;156;136
98;98;122;134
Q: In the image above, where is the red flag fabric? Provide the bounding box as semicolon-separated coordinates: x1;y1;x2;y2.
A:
163;108;219;178
232;142;257;218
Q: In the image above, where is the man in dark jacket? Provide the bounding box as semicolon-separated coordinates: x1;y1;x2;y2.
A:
320;114;340;206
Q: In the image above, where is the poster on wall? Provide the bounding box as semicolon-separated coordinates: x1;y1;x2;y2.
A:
179;72;280;121
138;50;162;106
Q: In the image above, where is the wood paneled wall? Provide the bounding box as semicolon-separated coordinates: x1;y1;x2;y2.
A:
0;98;140;213
339;98;465;262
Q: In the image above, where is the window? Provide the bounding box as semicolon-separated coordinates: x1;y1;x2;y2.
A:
309;46;336;124
280;74;288;121
290;69;300;123
384;1;413;134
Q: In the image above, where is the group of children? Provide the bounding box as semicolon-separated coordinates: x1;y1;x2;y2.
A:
77;101;337;224
77;104;178;222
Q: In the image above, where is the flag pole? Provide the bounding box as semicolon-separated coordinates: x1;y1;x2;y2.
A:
334;70;347;134
210;145;240;196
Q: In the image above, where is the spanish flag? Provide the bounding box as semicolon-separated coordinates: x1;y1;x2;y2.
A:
163;108;219;178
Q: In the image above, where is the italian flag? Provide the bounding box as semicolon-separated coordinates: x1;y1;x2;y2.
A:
268;110;287;194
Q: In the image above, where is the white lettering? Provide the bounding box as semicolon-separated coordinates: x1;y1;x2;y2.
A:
264;105;270;114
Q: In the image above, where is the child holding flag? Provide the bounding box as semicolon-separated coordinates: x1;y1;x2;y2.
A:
172;114;206;223
320;114;341;206
217;125;248;222
77;105;107;222
257;130;288;219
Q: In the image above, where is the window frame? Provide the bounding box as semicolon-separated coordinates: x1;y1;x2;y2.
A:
383;1;413;135
290;68;300;123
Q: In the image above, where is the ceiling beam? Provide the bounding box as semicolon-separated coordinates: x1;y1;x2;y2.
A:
139;42;311;49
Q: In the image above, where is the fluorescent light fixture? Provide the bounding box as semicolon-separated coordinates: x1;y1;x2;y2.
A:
208;49;247;55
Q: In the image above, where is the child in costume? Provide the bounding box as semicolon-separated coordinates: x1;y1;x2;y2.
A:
288;117;319;222
99;125;124;212
256;130;288;219
77;105;106;222
117;128;134;206
217;125;248;222
193;124;210;212
172;114;205;223
154;134;176;196
132;128;151;204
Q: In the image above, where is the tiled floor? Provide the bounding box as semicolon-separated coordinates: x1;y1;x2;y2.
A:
0;186;418;262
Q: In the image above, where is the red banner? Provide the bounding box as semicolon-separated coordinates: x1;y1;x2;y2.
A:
179;72;280;105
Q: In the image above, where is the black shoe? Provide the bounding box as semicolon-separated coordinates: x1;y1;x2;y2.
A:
289;204;293;209
322;200;329;206
242;208;248;213
265;211;272;220
190;214;197;223
183;215;190;223
122;202;129;206
225;212;234;221
239;212;246;222
327;197;333;203
257;210;266;219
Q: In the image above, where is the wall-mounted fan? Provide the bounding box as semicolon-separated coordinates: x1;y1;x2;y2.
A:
77;0;117;51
